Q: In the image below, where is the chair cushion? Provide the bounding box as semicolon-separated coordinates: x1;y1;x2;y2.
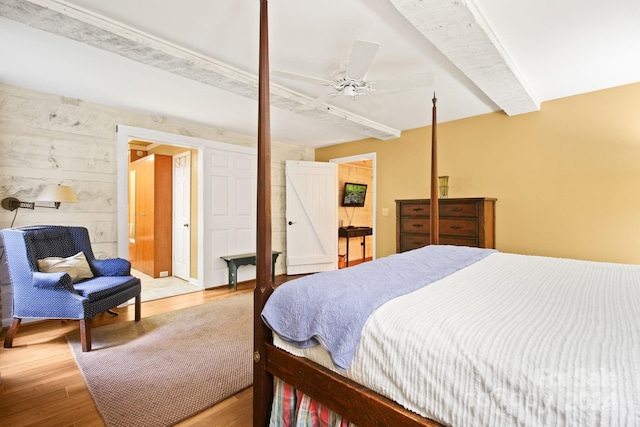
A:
73;276;140;303
37;252;94;283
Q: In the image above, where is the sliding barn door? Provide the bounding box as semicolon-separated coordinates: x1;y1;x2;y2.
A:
285;160;337;275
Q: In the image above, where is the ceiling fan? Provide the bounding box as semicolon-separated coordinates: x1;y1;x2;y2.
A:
272;39;433;111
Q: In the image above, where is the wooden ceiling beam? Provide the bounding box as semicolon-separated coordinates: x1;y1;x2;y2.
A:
389;0;540;116
0;0;401;140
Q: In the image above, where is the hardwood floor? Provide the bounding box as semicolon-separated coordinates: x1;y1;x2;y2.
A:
0;276;301;427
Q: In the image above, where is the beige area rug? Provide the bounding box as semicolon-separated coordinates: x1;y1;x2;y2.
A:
67;293;253;427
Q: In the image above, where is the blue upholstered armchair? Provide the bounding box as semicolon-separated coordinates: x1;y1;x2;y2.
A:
1;225;141;352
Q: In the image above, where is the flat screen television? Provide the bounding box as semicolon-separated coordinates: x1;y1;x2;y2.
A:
341;182;367;207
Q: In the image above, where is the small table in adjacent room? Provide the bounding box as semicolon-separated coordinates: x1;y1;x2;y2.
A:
338;226;373;267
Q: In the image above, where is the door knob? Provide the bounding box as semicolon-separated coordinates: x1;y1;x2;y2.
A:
184;223;189;227
288;221;296;225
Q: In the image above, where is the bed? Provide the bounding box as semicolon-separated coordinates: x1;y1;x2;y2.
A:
252;2;640;426
263;246;640;426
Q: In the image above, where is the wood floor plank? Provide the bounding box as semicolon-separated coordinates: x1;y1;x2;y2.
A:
0;368;86;409
176;387;253;427
1;359;81;395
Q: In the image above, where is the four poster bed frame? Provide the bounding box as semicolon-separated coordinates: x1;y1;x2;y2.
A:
252;2;445;425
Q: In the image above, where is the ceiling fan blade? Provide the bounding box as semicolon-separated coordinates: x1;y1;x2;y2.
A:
297;92;339;111
353;93;385;113
373;72;434;92
272;69;332;86
346;40;380;80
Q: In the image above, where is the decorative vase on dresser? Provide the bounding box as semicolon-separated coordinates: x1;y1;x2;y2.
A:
395;197;496;252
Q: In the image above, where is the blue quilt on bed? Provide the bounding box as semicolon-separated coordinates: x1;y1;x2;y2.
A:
261;244;496;370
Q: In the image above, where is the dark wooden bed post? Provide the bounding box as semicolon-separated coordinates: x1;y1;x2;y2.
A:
254;0;274;425
430;94;439;244
251;67;447;424
251;6;446;422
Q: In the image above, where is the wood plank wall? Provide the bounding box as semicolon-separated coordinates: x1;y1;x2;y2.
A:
0;83;314;326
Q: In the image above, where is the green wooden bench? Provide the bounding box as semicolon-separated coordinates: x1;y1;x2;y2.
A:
220;251;281;290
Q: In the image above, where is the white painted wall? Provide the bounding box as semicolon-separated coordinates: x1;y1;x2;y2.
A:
0;83;314;326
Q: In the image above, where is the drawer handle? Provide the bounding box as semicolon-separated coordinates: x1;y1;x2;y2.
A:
451;207;462;211
450;225;462;229
412;223;423;228
412;207;424;212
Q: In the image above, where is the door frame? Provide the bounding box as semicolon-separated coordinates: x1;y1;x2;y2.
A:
116;125;256;288
330;152;377;261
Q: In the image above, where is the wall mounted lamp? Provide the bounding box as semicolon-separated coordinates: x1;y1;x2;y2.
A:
1;185;79;211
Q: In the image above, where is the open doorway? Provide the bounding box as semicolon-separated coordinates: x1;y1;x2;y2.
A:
127;141;200;301
330;153;376;268
117;125;260;297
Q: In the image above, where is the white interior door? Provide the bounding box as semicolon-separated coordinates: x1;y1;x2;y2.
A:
203;146;257;287
172;151;190;281
285;160;337;275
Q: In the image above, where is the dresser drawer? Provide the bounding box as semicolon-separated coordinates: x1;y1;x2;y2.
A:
399;234;479;252
440;203;478;218
440;218;477;237
402;216;478;236
400;203;429;217
400;201;479;218
400;234;430;252
440;236;479;247
400;218;429;234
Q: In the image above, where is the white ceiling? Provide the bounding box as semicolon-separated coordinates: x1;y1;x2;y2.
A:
1;0;639;148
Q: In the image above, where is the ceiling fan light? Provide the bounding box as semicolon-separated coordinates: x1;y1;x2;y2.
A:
343;86;356;97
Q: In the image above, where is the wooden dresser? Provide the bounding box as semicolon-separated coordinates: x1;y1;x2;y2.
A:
396;197;496;252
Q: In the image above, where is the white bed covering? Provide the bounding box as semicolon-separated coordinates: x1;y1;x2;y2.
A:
274;252;640;426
